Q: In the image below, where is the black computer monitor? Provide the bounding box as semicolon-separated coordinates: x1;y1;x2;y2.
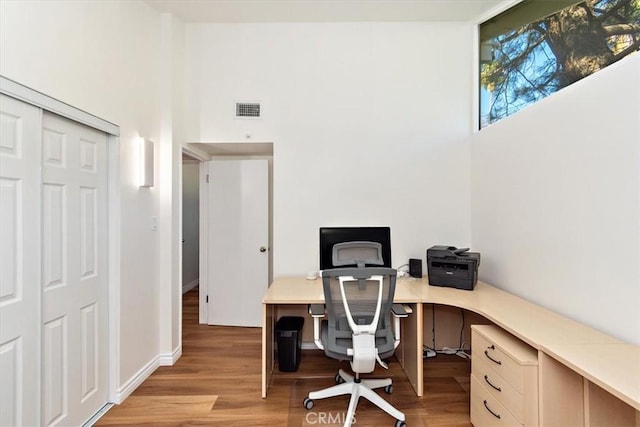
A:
319;226;392;270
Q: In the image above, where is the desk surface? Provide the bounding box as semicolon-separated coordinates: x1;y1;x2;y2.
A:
262;275;418;304
401;278;623;347
543;342;640;410
264;275;639;410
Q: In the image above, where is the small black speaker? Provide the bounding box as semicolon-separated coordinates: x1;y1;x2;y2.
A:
409;258;422;278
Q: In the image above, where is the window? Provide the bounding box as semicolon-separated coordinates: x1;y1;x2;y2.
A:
479;0;640;128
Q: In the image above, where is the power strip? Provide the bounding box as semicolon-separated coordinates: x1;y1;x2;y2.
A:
423;348;436;358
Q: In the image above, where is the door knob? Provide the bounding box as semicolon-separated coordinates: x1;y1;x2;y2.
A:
260;246;267;253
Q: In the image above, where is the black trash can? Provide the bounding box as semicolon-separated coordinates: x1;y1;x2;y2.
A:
276;316;305;372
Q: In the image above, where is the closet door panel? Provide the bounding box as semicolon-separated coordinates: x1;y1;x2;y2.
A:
0;94;42;427
41;112;108;427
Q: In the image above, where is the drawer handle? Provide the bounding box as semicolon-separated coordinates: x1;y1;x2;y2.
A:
484;374;502;392
483;400;501;419
484;349;502;365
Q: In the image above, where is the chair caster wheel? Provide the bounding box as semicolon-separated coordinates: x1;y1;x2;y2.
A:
335;373;345;384
384;384;393;394
303;397;314;410
395;420;406;427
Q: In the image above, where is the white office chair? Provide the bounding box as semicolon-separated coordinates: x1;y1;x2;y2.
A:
304;242;407;427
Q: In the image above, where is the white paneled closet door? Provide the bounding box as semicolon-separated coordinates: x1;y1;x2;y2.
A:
41;112;109;427
0;94;42;427
0;93;109;427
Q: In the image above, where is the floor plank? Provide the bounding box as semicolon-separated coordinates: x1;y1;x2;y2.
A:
96;288;472;426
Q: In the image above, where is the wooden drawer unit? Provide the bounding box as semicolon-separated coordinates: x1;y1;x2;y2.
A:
471;325;539;426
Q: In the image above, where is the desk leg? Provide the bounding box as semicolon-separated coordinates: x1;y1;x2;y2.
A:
262;303;275;398
399;302;423;397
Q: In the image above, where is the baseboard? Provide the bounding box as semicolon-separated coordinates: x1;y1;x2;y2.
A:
113;356;160;404
301;342;318;350
159;345;182;366
182;279;198;294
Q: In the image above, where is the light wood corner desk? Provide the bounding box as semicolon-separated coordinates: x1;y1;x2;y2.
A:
262;276;640;425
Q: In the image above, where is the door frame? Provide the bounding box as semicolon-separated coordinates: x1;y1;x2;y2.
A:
182;143;273;325
0;76;121;405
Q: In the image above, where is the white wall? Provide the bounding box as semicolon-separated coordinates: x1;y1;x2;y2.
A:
185;22;475;275
158;12;186;367
470;54;640;345
182;161;200;288
0;0;171;397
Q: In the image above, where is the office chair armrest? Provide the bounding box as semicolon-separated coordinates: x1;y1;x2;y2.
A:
308;304;325;317
391;304;408;318
391;304;410;349
308;304;325;350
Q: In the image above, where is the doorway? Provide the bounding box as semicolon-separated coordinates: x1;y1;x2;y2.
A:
181;142;273;327
182;153;200;295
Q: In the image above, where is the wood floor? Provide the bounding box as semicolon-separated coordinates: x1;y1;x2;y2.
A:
96;288;472;426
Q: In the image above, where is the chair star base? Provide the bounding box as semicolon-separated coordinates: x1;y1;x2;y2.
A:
304;369;406;427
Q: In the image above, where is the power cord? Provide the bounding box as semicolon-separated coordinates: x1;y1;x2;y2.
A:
423;304;437;357
438;346;471;360
423;307;471;360
396;263;409;277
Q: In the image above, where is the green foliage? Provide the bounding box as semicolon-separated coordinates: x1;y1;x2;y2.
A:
480;0;640;127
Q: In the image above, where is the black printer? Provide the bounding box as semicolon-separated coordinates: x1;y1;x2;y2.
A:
426;246;481;291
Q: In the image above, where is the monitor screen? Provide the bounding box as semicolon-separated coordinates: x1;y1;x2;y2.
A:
319;226;392;270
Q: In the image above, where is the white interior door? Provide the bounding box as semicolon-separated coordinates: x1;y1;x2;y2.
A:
40;112;108;426
0;94;42;427
207;159;268;327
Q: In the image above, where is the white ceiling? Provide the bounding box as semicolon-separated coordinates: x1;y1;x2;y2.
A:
145;0;510;23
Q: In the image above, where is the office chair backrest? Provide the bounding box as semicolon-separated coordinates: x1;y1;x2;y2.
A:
322;267;397;336
321;241;398;365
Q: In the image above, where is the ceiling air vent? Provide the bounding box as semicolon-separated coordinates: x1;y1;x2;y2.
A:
235;102;261;118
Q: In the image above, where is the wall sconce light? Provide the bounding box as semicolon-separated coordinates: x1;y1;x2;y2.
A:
139;137;154;187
